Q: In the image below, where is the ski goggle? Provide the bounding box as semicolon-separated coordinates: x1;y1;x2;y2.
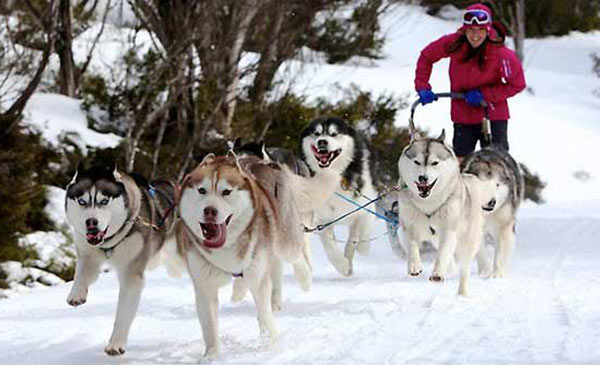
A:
463;9;491;25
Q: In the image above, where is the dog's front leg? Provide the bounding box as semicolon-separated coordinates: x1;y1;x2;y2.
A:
492;221;515;278
231;276;248;302
105;268;144;356
248;273;279;341
67;245;104;307
192;282;220;359
320;228;352;276
270;259;283;311
292;234;312;292
430;229;458;282
406;229;423;276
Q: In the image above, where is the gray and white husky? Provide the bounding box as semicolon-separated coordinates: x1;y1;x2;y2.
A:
462;147;525;278
299;116;377;276
396;130;496;295
65;164;175;355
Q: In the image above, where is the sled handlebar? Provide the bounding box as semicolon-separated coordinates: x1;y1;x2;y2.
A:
409;92;489;121
408;92;490;143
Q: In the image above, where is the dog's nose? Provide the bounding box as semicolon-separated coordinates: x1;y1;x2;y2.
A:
203;206;218;218
317;139;328;149
418;175;428;183
488;198;497;209
85;218;98;228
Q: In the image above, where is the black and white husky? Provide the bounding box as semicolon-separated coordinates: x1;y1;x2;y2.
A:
299;116;377;276
65;164;175;355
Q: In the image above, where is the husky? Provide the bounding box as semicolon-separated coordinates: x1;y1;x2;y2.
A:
299;116;378;276
232;138;310;177
461;147;524;278
174;152;311;359
396;130;496;295
65;164;175;355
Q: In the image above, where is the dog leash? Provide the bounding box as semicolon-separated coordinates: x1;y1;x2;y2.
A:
302;185;405;233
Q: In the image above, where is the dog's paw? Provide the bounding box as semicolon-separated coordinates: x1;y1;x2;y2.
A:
66;287;88;307
408;262;423;276
339;259;353;277
204;346;219;359
428;273;445;282
356;240;371;256
491;269;505;278
271;296;282;312
104;343;126;356
478;266;493;278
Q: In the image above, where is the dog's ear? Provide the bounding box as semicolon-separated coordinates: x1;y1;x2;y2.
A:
70;161;84;184
436;129;446;142
112;164;123;182
200;153;216;166
410;130;423;141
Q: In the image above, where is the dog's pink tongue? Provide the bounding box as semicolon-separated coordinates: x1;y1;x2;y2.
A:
201;223;227;248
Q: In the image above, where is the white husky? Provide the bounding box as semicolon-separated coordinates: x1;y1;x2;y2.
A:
175;152;311;358
396;130;496;295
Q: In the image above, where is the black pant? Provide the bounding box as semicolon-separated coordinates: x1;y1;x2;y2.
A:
452;120;509;157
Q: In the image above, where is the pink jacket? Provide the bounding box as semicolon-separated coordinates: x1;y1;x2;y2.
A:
415;32;526;124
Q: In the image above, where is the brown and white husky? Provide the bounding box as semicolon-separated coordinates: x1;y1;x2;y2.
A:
174;152;311;358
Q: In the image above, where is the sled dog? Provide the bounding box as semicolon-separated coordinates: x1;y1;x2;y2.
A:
175;152;311;358
299;116;377;276
396;130;496;295
233;138;311;177
65;164;175;355
462;147;524;277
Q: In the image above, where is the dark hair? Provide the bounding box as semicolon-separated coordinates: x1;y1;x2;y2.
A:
445;29;503;70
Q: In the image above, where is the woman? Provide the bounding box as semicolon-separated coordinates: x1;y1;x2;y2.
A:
414;3;526;160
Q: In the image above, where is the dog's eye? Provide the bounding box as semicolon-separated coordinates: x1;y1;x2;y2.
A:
431;161;439;166
330;132;337;137
496;183;500;187
198;188;206;195
77;198;87;206
314;132;321;137
222;189;232;196
98;198;110;205
414;160;421;166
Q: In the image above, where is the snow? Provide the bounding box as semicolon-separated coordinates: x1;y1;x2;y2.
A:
1;219;600;364
2;3;600;364
22;93;121;153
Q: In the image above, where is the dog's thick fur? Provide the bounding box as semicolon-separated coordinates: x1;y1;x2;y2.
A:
462;147;524;278
396;131;496;295
299;116;377;276
65;164;175;355
175;153;311;358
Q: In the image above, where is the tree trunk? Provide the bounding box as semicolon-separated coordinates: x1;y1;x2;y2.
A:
248;3;285;105
514;0;525;62
57;0;76;96
213;0;260;138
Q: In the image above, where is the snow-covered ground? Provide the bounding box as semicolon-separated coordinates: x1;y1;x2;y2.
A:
2;3;600;364
1;219;599;364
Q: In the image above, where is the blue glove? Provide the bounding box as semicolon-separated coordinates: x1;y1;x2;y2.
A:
417;89;438;105
465;89;483;107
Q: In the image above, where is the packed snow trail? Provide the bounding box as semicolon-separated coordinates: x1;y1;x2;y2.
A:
1;218;599;364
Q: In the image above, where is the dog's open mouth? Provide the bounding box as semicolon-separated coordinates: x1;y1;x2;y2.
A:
200;215;232;248
86;226;109;246
415;179;437;198
311;145;341;168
